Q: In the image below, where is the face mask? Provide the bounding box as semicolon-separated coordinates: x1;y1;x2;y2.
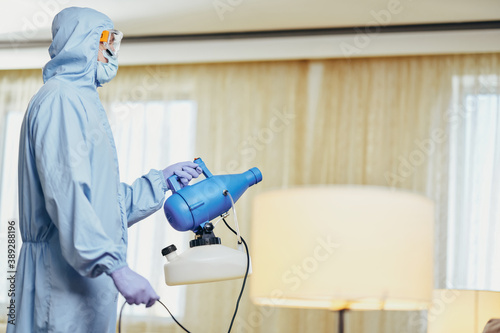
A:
96;49;118;85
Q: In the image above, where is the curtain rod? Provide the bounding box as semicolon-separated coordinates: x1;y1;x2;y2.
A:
126;20;500;42
1;20;499;49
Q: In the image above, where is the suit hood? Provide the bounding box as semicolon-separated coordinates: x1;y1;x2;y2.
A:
42;7;114;87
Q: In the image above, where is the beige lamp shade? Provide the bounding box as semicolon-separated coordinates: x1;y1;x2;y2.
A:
428;290;500;333
250;186;434;311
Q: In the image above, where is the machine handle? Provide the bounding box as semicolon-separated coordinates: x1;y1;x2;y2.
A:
194;157;213;178
167;158;213;194
167;175;183;193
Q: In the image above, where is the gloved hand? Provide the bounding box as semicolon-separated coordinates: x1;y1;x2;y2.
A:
163;161;203;189
110;266;159;307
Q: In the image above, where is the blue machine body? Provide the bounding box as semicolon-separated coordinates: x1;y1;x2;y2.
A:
164;158;263;232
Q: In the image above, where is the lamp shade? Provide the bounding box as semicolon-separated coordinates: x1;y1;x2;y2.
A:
428;290;500;333
250;186;434;311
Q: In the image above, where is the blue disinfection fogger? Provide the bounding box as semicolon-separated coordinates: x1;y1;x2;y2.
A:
163;157;262;232
161;157;262;286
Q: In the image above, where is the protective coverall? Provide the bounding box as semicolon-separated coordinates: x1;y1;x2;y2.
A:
7;7;169;332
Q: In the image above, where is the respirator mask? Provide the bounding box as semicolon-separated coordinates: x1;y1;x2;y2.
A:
96;29;122;85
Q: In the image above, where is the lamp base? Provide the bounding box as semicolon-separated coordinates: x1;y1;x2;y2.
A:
338;309;346;333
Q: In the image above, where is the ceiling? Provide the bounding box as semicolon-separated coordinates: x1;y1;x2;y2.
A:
1;0;499;42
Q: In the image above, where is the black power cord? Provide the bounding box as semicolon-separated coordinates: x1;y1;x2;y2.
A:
222;218;250;333
118;299;191;333
117;218;250;333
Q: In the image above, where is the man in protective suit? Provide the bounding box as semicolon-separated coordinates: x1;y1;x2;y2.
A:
7;7;201;332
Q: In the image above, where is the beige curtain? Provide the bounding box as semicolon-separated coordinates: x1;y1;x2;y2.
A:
0;53;498;332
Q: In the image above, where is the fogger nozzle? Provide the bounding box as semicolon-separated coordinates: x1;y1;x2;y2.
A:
163;158;262;232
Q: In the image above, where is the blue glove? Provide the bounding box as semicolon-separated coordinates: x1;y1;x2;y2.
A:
163;161;203;189
110;266;159;307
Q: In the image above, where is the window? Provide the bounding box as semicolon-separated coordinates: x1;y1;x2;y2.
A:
108;100;197;320
0;111;23;305
447;75;500;290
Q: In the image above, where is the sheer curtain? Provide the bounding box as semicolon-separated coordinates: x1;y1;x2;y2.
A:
445;66;500;291
0;53;499;332
106;100;197;326
0;69;42;170
0;70;41;226
0;70;41;315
